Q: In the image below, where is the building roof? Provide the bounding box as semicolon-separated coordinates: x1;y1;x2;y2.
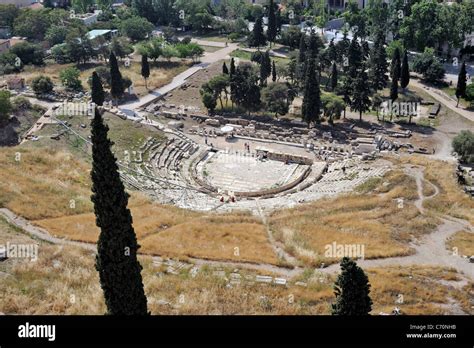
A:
87;29;117;40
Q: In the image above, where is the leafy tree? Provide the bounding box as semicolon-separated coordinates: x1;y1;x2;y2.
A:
131;0;157;23
65;29;94;65
412;48;445;84
266;0;277;46
110;37;134;60
45;24;68;46
230;63;261;114
136;40;159;59
322;93;345;125
13;9;50;41
351;66;372;121
261;82;288;117
109;52;124;102
31;75;54;95
120;16;154;41
248;16;266;48
72;0;94;13
201;74;230;109
368;30;388;91
0;90;12;126
141;54;150;89
400;50;410;90
161;45;178;62
452;130;474;164
60;66;82;91
0;4;19;29
465;84;474;107
201;92;217;114
152;0;179;26
455;61;467;107
279;25;301;49
91;71;105;106
301;59;321;126
10;42;44;66
331;257;372;315
91;108;148;315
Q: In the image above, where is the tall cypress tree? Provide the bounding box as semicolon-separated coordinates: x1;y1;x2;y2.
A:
223;62;229;75
248;16;267;49
301;59;321;126
230;58;236;76
272;60;277;82
298;34;307;64
141;54;150;89
91;71;105;106
109;52;123;104
400;50;410;90
331;257;372;315
369;30;388;92
390;47;401;82
330;61;338;91
267;0;277;46
351;66;372;121
91;108;148;315
455;61;467;107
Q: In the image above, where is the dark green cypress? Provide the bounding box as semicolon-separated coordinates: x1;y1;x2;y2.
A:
369;30;388;91
248;16;267;48
455;61;467;107
351;66;372;121
272;60;277;82
400;50;410;90
141;54;150;89
223;62;229;75
91;71;105;106
267;0;277;46
91;108;148;315
390;47;401;82
230;58;236;76
331;257;372;315
301;59;321;126
109;52;124;103
330;61;338;91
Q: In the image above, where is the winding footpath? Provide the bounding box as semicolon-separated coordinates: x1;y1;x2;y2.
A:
1;163;472;280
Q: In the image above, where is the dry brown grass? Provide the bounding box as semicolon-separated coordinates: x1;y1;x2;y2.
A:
368;266;472;315
139;213;279;265
1;216;471;315
269;170;437;266
446;231;474;257
395;155;474;225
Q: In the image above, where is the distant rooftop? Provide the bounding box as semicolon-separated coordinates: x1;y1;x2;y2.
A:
87;29;117;40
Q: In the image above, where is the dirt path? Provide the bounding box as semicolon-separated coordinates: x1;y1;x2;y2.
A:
320;166;474;279
0;207;298;278
411;79;474;123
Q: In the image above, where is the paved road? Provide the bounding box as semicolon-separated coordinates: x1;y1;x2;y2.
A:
411;78;474;123
120;42;238;113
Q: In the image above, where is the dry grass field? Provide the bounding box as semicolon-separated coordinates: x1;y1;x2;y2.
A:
0;147;277;265
446;231;474;256
269;170;437;266
395;156;474;225
1;217;471;315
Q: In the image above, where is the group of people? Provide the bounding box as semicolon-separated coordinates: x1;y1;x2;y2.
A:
243;142;251;153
